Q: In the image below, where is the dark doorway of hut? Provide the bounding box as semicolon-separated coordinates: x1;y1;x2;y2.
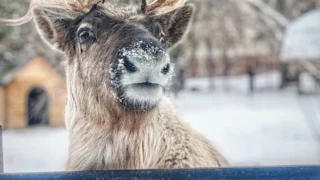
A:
27;87;49;126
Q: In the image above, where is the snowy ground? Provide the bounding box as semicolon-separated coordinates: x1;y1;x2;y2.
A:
3;72;320;173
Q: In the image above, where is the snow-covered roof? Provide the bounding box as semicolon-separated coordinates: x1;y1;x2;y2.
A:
0;55;61;86
280;9;320;62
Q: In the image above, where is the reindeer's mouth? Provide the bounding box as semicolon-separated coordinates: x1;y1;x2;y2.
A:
134;82;162;89
117;82;164;111
128;82;164;96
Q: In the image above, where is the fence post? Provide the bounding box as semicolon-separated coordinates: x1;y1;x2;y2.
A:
0;125;3;173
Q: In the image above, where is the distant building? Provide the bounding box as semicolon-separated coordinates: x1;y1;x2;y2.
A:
280;9;320;89
0;56;66;129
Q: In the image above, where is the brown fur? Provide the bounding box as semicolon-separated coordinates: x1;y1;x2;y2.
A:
66;97;228;170
31;1;229;170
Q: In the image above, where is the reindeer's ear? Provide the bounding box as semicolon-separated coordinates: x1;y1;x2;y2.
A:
33;7;81;52
148;4;194;49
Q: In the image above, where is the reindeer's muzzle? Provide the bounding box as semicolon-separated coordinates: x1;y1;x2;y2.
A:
119;39;173;88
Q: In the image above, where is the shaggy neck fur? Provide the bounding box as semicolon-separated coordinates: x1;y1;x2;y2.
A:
65;64;164;132
64;63;229;170
65;66;177;169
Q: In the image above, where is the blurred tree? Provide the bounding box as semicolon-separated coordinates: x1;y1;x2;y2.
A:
263;0;320;19
0;0;64;79
175;0;284;92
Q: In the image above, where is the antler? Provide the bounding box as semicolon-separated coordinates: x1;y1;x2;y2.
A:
0;0;101;26
63;0;101;12
142;0;188;15
0;0;188;26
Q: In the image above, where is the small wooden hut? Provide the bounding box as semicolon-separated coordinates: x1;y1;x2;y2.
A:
0;56;67;129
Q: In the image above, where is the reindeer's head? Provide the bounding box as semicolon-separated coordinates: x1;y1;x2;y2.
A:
1;0;193;112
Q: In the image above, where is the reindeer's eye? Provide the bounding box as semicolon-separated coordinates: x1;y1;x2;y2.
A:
78;30;93;43
161;64;170;74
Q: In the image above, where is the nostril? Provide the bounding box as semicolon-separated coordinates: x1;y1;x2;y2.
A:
123;56;137;73
161;64;170;74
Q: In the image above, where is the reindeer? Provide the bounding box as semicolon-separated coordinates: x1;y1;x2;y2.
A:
1;0;229;170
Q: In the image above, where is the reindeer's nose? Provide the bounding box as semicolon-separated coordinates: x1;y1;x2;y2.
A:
123;56;137;73
119;37;171;87
161;64;170;75
123;55;170;76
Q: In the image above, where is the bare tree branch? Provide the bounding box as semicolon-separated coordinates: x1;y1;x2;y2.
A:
246;0;289;28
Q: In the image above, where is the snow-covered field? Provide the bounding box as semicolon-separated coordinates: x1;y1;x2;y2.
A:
3;72;320;173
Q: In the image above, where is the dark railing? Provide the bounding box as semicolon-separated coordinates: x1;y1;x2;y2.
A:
0;166;320;180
